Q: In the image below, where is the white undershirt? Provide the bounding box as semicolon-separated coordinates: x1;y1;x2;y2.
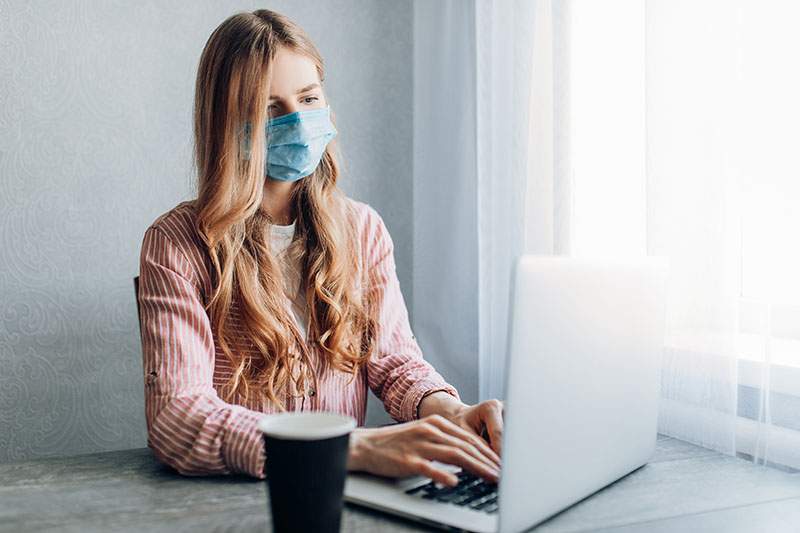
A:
270;220;308;339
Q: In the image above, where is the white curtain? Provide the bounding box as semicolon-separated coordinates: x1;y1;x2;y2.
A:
417;0;800;471
472;0;800;471
647;0;800;469
646;0;743;457
412;0;481;404
475;0;560;401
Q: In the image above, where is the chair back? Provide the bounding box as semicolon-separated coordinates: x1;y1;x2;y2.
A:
134;276;141;335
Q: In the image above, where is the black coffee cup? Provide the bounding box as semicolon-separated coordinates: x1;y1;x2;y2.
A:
258;411;357;533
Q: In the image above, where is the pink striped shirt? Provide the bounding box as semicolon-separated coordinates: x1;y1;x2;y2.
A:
137;197;461;479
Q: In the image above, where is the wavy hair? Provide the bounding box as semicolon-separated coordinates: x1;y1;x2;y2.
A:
192;9;378;410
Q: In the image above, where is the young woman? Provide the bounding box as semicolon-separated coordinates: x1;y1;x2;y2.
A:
137;9;503;488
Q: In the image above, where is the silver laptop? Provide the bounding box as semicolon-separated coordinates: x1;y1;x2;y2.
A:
344;255;669;533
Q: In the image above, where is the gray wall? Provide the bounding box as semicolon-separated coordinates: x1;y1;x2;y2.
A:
0;0;412;463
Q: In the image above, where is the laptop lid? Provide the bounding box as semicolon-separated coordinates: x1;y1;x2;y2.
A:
497;256;668;533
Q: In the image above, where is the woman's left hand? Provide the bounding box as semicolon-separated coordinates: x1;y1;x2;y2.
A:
447;399;505;458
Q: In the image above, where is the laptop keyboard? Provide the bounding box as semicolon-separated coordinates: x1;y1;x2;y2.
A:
404;469;499;514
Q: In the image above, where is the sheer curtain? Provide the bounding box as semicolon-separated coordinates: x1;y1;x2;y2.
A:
475;0;564;402
473;0;800;471
646;0;743;458
647;0;800;469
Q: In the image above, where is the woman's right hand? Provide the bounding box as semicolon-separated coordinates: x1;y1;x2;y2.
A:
346;414;502;487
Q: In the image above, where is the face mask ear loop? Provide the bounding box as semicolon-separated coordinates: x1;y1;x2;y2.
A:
240;121;253;161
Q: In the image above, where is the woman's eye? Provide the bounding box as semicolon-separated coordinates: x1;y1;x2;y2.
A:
303;96;319;104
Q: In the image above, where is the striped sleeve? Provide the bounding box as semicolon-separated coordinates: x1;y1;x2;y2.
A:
363;208;462;423
138;226;267;479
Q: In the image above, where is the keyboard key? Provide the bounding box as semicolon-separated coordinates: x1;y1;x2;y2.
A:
458;491;489;506
474;495;498;509
404;483;429;495
435;491;466;503
468;494;495;509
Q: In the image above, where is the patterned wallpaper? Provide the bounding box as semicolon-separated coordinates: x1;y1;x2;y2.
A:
0;0;411;463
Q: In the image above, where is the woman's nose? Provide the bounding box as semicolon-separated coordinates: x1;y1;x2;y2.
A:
272;101;300;118
282;102;299;115
269;103;297;120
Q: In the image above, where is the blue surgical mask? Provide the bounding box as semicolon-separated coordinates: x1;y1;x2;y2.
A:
240;106;337;182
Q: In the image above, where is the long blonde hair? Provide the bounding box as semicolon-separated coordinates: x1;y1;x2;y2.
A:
192;9;377;410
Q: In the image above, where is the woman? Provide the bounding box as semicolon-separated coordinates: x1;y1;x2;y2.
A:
137;9;503;488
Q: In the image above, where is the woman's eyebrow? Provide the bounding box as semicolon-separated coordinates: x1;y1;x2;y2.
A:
269;82;320;101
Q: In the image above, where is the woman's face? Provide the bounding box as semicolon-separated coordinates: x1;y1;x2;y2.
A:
267;46;327;119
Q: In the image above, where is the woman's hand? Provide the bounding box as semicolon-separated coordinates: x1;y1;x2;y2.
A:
446;399;505;457
417;391;505;457
346;414;502;487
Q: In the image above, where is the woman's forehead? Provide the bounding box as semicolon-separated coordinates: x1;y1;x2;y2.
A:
268;47;321;100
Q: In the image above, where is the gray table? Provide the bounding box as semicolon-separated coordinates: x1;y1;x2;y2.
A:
2;435;799;532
